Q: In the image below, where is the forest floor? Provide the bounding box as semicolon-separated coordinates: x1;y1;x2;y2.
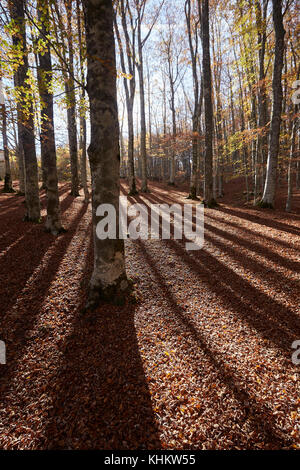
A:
0;178;299;450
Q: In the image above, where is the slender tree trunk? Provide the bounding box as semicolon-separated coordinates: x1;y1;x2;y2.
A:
285;114;297;211
37;0;63;234
64;0;79;197
1;92;13;192
29;30;47;191
137;23;148;192
127;104;137;194
286;59;299;211
114;4;137;194
215;93;223;197
261;0;285;207
228;72;239;173
186;0;200;199
83;0;130;308
190;114;199;199
255;0;269;199
201;0;216;207
10;0;40;221
137;61;148;191
169;83;176;185
16;119;25;194
146;60;152;154
76;0;89;203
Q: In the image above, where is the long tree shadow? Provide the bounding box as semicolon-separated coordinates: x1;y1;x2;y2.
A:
0;183;70;218
145;191;299;315
167;236;300;352
146;190;299;272
203;226;300;300
0;202;90;408
136;239;292;449
140;191;299;300
145;186;300;247
43;234;160;450
218;206;300;237
0;187;82;314
126;190;300;353
205;211;299;251
0;197;21;213
144;189;299;289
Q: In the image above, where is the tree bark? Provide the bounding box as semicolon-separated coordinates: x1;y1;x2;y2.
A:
10;0;40;221
76;0;89;203
254;0;269;199
83;0;129;308
114;2;137;194
64;0;80;197
37;0;63;234
186;0;200;199
1;83;13;192
261;0;285;207
201;0;216;206
285;110;297;211
137;37;148;192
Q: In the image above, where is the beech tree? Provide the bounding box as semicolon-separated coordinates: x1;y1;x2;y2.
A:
114;0;138;195
185;0;202;200
50;0;80;197
36;0;63;234
0;77;13;192
133;0;164;193
83;0;130;308
76;0;89;203
260;0;285;207
200;0;216;207
159;12;183;186
10;0;40;221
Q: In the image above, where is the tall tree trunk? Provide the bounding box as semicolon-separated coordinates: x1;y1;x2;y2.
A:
37;0;63;234
0;80;13;192
137;53;148;192
255;0;269;199
137;18;148;192
114;2;137;195
201;0;216;207
286;58;299;211
186;0;200;199
10;0;40;221
83;0;130;308
169;81;176;185
127;104;137;194
16;118;25;194
261;0;285;207
76;0;89;203
64;0;79;197
216;95;224;198
285;111;297;212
